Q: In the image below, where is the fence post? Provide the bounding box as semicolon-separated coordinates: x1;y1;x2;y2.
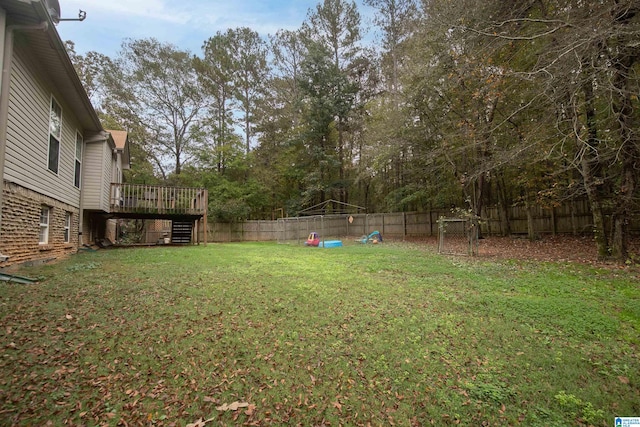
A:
365;214;369;236
403;212;406;241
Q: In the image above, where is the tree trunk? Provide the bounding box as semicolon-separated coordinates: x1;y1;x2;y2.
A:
609;33;638;260
580;72;610;259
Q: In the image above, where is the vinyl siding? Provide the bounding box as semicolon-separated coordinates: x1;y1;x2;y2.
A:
102;145;113;209
82;141;111;211
4;43;81;208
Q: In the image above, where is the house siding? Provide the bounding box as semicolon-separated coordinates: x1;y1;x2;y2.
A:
102;147;113;209
82;141;109;211
3;43;81;208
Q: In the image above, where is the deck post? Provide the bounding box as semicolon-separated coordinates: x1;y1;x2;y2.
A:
203;189;208;246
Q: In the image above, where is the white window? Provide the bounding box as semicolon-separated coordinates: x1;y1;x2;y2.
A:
39;206;50;244
74;132;82;188
48;97;62;174
64;212;71;243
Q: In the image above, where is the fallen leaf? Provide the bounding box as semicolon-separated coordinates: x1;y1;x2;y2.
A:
65;314;73;320
186;416;217;427
216;401;249;411
244;403;257;416
618;376;629;384
186;418;206;427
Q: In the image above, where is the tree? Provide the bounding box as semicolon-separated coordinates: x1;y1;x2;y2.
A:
103;38;206;178
360;0;418;211
248;30;309;215
64;41;112;108
412;0;640;259
303;0;366;205
228;28;269;155
364;0;418;96
298;42;349;204
196;31;241;174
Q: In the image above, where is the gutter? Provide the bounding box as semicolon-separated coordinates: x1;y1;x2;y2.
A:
0;18;49;264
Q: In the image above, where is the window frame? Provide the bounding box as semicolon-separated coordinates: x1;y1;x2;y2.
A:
39;206;50;244
74;131;83;188
48;97;62;174
64;212;71;243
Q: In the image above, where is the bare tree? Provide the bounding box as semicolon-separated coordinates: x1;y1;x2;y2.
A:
103;38;206;177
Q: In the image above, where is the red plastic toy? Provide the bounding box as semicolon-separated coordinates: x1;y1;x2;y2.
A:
305;232;320;247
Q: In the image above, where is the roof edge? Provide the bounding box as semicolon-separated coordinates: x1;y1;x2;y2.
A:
32;0;103;132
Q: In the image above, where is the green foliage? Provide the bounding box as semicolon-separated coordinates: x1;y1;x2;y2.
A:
463;374;514;404
206;178;270;222
554;391;605;425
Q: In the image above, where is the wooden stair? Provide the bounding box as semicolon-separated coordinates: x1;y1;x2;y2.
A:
171;221;193;244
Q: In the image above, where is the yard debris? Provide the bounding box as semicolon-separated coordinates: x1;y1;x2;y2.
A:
186;419;208;427
186;415;217;427
216;401;250;411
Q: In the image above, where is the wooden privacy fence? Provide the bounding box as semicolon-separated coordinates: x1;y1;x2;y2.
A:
197;200;637;243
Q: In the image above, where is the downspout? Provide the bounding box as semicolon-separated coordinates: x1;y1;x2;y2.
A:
77;135;85;248
0;19;49;263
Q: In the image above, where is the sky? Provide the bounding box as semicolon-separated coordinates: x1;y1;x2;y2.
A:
56;0;375;57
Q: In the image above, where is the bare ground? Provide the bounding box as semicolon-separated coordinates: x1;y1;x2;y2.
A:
411;234;640;269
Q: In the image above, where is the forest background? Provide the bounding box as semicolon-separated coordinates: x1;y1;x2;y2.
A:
64;0;640;260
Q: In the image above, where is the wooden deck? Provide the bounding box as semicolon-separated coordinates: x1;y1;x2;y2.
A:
110;183;207;217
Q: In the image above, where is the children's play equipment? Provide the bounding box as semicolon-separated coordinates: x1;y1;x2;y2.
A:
360;230;383;244
305;232;320;247
305;232;343;248
318;240;343;248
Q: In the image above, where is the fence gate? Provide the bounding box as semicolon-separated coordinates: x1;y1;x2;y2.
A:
438;217;479;256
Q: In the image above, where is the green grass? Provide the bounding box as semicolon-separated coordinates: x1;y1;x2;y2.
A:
0;242;638;426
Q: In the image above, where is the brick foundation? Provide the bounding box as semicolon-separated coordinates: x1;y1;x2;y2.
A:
1;182;79;268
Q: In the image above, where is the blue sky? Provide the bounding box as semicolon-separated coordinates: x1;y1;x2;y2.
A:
56;0;375;57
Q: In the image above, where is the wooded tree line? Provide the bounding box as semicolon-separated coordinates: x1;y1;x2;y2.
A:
66;0;639;260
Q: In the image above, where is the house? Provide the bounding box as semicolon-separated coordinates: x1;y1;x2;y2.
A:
0;0;207;269
0;0;105;267
82;129;130;244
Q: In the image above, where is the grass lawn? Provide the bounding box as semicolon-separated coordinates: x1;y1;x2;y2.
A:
0;242;638;426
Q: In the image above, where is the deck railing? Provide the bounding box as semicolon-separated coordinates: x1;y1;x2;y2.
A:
110;183;208;216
